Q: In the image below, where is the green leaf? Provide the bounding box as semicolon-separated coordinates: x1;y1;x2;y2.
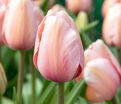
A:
81;20;99;33
2;97;13;104
65;79;86;104
64;81;73;95
41;0;49;15
37;82;56;104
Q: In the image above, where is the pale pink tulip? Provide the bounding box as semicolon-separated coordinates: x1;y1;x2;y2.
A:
102;4;121;48
102;0;120;17
77;40;121;102
33;10;84;82
66;0;92;13
3;0;39;50
0;0;9;45
33;3;44;25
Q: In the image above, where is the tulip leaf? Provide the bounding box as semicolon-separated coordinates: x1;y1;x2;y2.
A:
81;20;99;33
64;81;73;95
41;0;49;15
65;79;86;104
2;97;13;104
37;82;56;104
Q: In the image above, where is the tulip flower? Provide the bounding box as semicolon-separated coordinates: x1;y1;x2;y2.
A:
0;0;9;45
2;0;39;50
76;40;121;102
51;4;65;12
102;0;120;17
33;3;44;25
102;4;121;48
33;10;84;82
0;64;7;95
66;0;92;13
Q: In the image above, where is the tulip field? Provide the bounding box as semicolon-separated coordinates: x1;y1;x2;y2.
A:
0;0;121;104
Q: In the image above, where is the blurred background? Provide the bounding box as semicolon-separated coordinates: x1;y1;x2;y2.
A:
1;0;121;104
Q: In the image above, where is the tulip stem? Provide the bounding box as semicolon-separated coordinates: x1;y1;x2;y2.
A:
117;48;121;65
0;47;1;63
58;82;64;104
30;51;36;104
0;94;2;104
17;51;25;104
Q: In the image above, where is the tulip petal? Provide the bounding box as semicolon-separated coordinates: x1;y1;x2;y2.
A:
33;17;46;69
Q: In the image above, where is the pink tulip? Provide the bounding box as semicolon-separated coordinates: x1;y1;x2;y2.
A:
0;0;9;45
102;0;120;17
33;10;84;82
102;4;121;48
2;0;39;50
33;2;44;25
66;0;92;13
77;40;121;102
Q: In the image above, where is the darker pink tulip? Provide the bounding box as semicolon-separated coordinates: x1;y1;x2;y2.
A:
33;10;84;82
76;40;121;102
66;0;92;13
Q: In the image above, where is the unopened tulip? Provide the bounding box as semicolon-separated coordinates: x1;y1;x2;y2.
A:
66;0;92;13
51;4;65;12
2;0;38;50
33;3;44;25
76;40;121;102
0;64;7;95
102;0;120;17
75;11;88;31
102;4;121;48
33;10;84;82
0;0;9;45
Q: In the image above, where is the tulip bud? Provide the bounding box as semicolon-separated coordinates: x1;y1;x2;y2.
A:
0;0;9;45
33;3;44;25
76;39;121;102
66;0;92;13
0;64;7;95
102;4;121;48
51;4;65;12
33;10;84;82
84;59;120;102
102;0;120;17
2;0;38;50
75;11;88;31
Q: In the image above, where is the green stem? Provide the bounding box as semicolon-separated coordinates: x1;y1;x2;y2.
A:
0;94;2;104
117;48;121;65
58;82;64;104
30;51;36;104
0;47;1;63
17;51;25;104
